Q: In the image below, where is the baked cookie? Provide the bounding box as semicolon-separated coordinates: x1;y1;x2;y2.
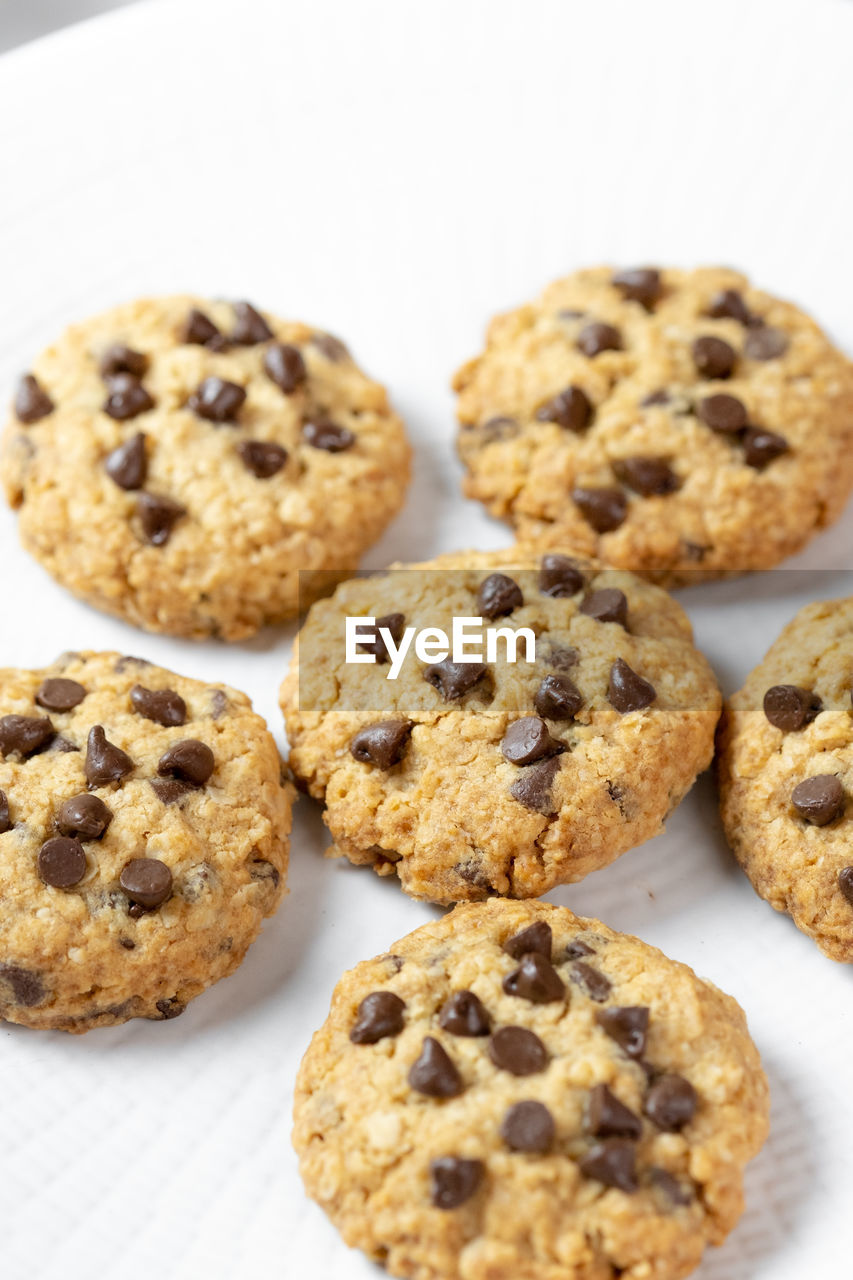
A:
294;900;769;1280
0;651;292;1031
1;296;410;639
280;547;720;903
717;596;853;962
453;266;853;583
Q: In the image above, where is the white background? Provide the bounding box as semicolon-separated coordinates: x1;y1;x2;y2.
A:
1;1;852;1277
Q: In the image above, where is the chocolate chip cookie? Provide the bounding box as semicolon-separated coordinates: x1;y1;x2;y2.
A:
280;547;720;903
0;651;292;1030
453;267;853;582
717;596;853;961
2;297;410;639
293;900;769;1280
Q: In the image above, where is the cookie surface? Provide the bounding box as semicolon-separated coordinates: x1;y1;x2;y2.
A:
294;900;768;1280
280;547;720;903
717;597;853;961
2;297;410;639
453;267;853;582
0;651;291;1031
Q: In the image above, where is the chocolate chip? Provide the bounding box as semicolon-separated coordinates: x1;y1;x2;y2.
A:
707;289;752;324
510;757;562;814
501;717;563;766
474;415;519;443
612;267;662;308
119;857;173;908
489;1026;548;1075
580;588;628;626
504;921;552;960
763;685;822;732
231;301;273;344
105;432;148;490
237;439;289;479
580;1139;638;1192
47;736;78;754
570;961;611;1002
424;659;487;702
350;719;413;769
548;645;579;670
103;374;155;422
612;456;680;497
158;739;215;786
56;793;112;839
0;714;55;758
608;658;656;713
564;939;595;959
535;386;592;431
838;867;853;907
572;486;628;533
409;1037;463;1097
0;964;45;1007
641;388;670;407
181;309;221;345
588;1084;642;1138
36;678;86;712
577;322;622;357
503;952;565;1003
539;554;585;597
745;327;788;360
137;492;186;545
439;990;491;1036
429;1157;483;1209
38;836;86;888
534;673;582;720
262;342;307;395
350;991;406;1043
477;573;523;619
0;790;10;834
302;417;355;452
596;1006;649;1058
156;996;184;1019
644;1073;697;1131
188;376;246;423
791;774;845;826
99;344;149;379
150;778;192;805
743;427;789;469
15;374;54;423
85;725;133;786
696;393;748;433
357;613;406;664
692;335;736;379
501;1100;555;1153
130;684;187;727
648;1167;692;1206
310;332;349;361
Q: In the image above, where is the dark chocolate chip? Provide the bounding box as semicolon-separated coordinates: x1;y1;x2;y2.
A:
548;644;579;670
535;386;592;431
570;961;612;1002
99;344;149;380
56;793;112;839
612;267;662;308
596;1006;649;1058
182;308;222;345
119;938;136;950
587;1084;642;1138
302;417;355;452
744;327;788;360
439;990;491;1037
838;867;853;907
155;996;184;1019
409;1037;463;1097
612;457;680;497
150;778;192;805
0;714;55;758
608;658;656;713
510;757;562;814
707;289;752;324
15;374;54;423
263;342;307;394
425;659;487;700
501;1100;555;1153
38;836;86;888
488;1026;548;1075
429;1157;483;1209
119;857;173;908
539;554;585;598
692;335;736;379
580;588;628;626
231;301;274;344
501;717;563;766
572;486;628;533
105;432;148;490
131;684;187;727
157;739;215;786
350;719;413;769
357;613;406;664
791;774;844;826
696;393;747;433
580;1139;638;1192
0;790;10;834
350;991;406;1044
577;322;623;357
742;427;789;468
503;951;565;1003
564;939;595;959
238;440;288;478
310;332;349;361
504;920;552;960
478;573;523;619
47;735;78;754
0;964;45;1007
103;374;154;421
763;685;822;732
137;492;186;545
644;1073;697;1131
188;376;246;423
36;678;86;712
648;1166;692;1206
85;725;133;787
534;673;582;720
641;388;670;407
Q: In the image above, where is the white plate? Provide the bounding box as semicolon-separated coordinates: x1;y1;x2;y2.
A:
1;1;852;1276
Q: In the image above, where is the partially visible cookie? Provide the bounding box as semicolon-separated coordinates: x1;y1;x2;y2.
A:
2;297;410;639
280;547;720;903
453;266;853;583
294;900;769;1280
0;651;292;1031
717;597;853;962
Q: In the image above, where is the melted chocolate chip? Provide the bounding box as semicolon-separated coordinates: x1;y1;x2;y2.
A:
501;717;563;766
572;486;628;533
510;757;562;814
231;301;273;344
588;1084;642;1138
105;432;147;490
119;857;173;908
156;996;184;1019
310;332;349;361
501;1100;555;1153
539;554;585;597
357;613;406;664
15;374;54;423
130;684;187;727
503;921;552;960
429;1157;483;1209
0;964;45;1007
692;335;736;379
570;961;611;1002
350;991;406;1043
577;322;622;357
535;386;592;431
350;719;413;769
188;377;246;423
534;673;582;720
103;374;154;421
0;790;10;834
439;990;491;1036
424;659;487;701
791;774;845;826
478;573;523;619
743;427;789;468
612;267;662;308
0;714;55;758
707;289;752;324
612;456;680;497
150;778;192;805
489;1026;548;1075
644;1073;697;1131
608;658;656;713
157;739;215;786
181;309;222;346
763;685;822;732
596;1006;649;1058
56;793;112;839
85;725;133;787
38;836;86;888
238;440;288;478
580;1139;638;1192
263;342;307;394
696;393;748;433
36;678;86;712
838;867;853;907
99;344;149;379
580;588;628;626
744;327;788;360
409;1037;463;1097
137;492;186;545
503;952;565;1003
302;417;355;452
